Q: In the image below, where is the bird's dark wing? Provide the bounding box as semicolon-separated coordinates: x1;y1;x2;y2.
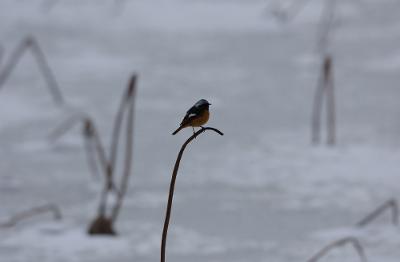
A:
186;104;201;115
179;105;201;126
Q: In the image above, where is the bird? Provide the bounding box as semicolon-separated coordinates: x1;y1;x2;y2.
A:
172;99;211;135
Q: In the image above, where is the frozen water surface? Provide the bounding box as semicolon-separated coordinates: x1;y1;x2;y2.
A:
1;0;400;261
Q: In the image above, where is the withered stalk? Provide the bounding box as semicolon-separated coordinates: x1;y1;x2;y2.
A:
161;127;224;262
307;237;368;262
0;36;64;105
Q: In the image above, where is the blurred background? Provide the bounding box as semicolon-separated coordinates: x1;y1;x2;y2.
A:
1;0;400;261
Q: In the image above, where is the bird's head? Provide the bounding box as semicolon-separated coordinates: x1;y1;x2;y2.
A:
195;99;211;110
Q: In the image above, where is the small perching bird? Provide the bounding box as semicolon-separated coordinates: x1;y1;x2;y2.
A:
172;99;211;135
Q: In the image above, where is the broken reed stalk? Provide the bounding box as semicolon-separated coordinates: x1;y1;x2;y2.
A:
86;119;111;186
108;76;136;178
0;203;62;228
49;114;113;217
100;92;127;215
49;114;107;181
311;55;336;145
307;237;368;262
317;1;336;146
48;112;87;141
89;74;137;235
84;118;117;218
48;74;137;234
55;116;116;220
110;75;137;223
311;64;325;144
83;129;101;179
161;127;224;262
0;36;64;105
356;198;399;227
325;56;335;145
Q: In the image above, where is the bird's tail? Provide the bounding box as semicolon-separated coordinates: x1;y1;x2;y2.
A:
172;126;183;135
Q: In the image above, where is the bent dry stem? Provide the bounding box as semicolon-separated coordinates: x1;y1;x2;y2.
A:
307;237;368;262
311;55;336;145
110;75;137;222
89;74;137;234
357;198;399;227
49;114;108;181
0;204;62;228
0;36;64;105
48;74;137;235
161;127;224;262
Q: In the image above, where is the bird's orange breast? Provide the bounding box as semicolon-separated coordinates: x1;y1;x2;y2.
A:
187;110;209;127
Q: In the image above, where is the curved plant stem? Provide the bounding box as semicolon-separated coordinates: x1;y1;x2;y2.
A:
311;63;325;144
311;55;335;145
111;75;137;222
0;203;62;228
307;237;368;262
89;122;110;183
83;132;101;179
160;127;223;262
46;74;138;234
356;198;398;227
109;75;137;181
48;111;89;142
325;56;335;145
87;119;115;216
0;36;64;105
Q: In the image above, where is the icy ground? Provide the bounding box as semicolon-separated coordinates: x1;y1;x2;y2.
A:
1;0;400;261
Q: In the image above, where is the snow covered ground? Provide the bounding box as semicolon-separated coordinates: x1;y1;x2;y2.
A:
1;0;400;261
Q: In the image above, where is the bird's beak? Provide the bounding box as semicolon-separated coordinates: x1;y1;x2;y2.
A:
208;103;212;105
